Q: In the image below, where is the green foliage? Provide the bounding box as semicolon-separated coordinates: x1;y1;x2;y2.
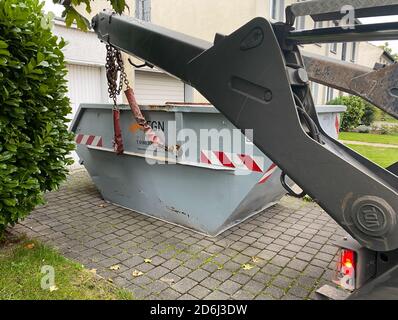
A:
362;103;376;126
54;0;129;31
328;96;365;131
379;42;398;61
0;0;75;236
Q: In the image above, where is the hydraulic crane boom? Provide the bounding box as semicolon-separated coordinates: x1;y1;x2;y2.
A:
92;0;398;298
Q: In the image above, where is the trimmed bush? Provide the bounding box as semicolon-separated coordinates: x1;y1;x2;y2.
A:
362;103;377;126
328;96;366;131
0;0;75;237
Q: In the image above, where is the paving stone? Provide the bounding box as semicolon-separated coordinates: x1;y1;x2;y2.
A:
131;275;153;286
304;265;325;279
204;291;230;300
218;280;241;295
231;290;256;300
252;272;272;285
272;275;293;289
188;269;210;282
262;263;282;276
270;255;290;267
189;285;212;299
174;266;191;278
280;267;300;279
201;277;221;290
263;286;285;299
16;170;344;301
257;249;277;261
288;285;310;299
230;273;251;285
147;280;170;294
172;278;198;294
287;259;308;272
296;275;318;289
123;256;143;268
202;263;220;273
147;266;170;279
211;269;233;282
242;280;265;294
162;259;182;271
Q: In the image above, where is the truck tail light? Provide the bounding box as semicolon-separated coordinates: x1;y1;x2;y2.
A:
333;248;356;291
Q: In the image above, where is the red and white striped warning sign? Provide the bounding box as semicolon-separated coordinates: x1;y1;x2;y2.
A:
258;163;278;184
200;150;264;172
75;134;103;147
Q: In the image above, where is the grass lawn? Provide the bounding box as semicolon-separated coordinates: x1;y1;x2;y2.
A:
346;144;398;168
340;132;398;145
0;235;133;300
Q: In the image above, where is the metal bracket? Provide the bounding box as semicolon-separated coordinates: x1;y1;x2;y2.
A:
128;58;154;69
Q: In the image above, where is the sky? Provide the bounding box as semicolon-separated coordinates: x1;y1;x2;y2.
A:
43;0;64;16
43;0;398;54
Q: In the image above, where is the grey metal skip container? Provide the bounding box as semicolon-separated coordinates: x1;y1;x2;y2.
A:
71;103;345;236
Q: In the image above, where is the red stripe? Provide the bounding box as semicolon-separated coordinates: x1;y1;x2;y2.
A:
86;135;95;146
75;134;84;144
97;137;103;147
265;163;277;173
335;115;340;135
259;175;273;184
258;163;277;185
238;154;263;173
200;151;211;164
214;151;235;168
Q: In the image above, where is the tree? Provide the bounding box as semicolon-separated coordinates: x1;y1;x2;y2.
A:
0;0;75;237
379;42;398;61
328;96;366;131
53;0;130;31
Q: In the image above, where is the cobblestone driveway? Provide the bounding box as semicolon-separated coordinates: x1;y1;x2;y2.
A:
14;169;346;300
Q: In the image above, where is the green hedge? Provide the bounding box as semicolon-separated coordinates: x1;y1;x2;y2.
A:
327;96;375;131
0;0;75;237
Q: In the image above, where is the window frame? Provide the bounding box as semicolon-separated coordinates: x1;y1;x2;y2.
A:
351;42;357;62
270;0;285;22
135;0;151;22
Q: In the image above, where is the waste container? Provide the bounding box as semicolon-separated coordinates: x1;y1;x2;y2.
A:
71;104;346;236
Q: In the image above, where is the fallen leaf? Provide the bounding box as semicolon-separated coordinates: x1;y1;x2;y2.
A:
109;265;120;271
217;265;224;270
89;269;97;274
132;270;144;277
251;256;261;263
160;277;175;284
144;258;152;264
49;285;58;292
242;264;254;270
24;243;35;249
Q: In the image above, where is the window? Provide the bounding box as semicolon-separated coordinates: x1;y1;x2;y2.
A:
341;42;347;61
314;21;323;29
351;43;357;62
330;43;338;53
295;15;305;30
270;0;285;21
313;21;323;46
329;21;339;53
294;1;305;29
310;82;319;105
326;87;334;102
136;0;151;21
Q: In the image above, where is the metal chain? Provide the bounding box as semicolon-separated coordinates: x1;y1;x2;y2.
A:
105;44;130;107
